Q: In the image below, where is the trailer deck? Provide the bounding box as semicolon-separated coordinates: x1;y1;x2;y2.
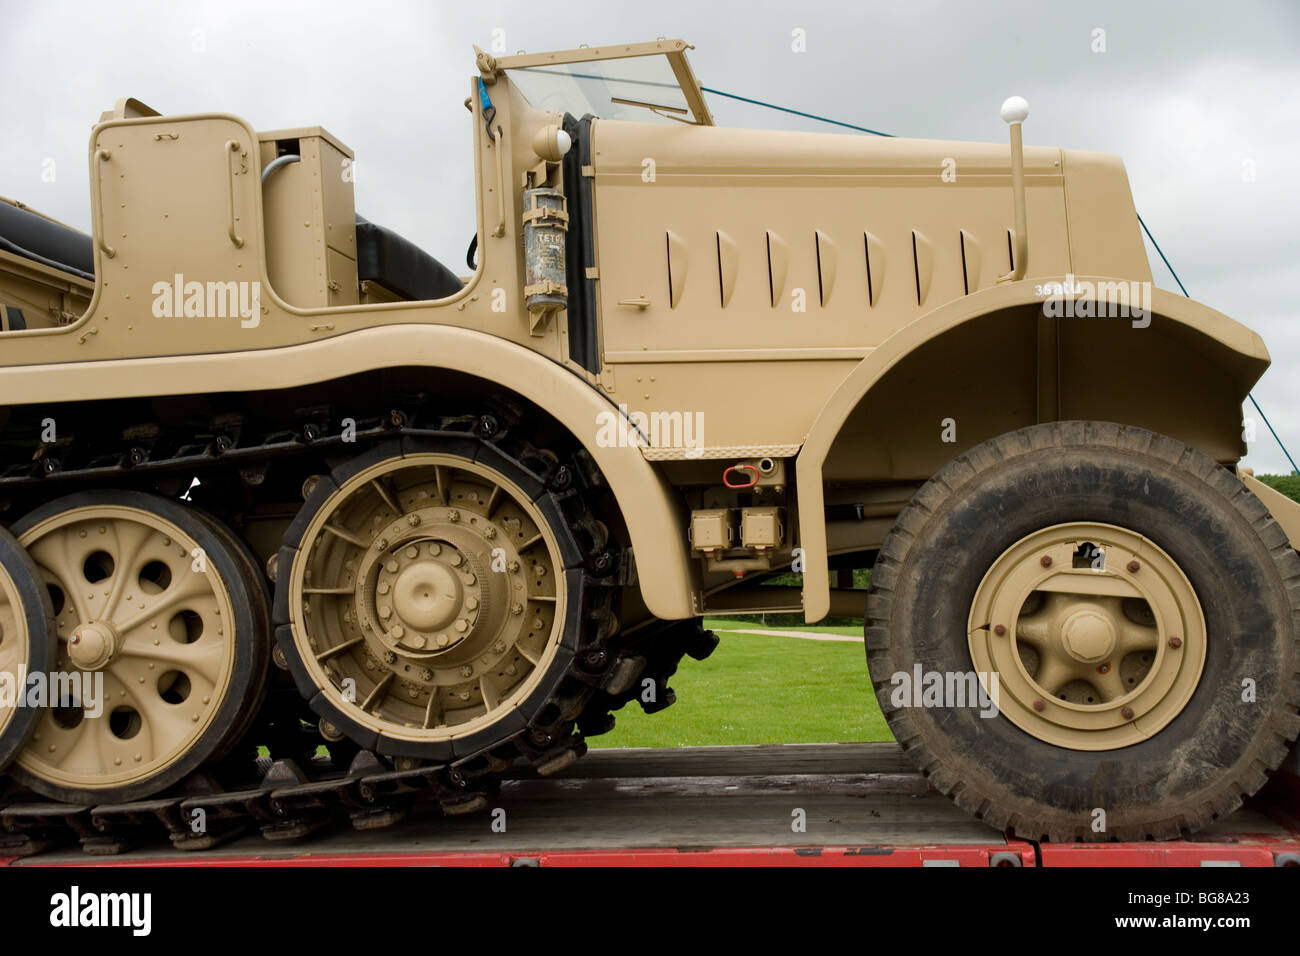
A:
7;742;1298;867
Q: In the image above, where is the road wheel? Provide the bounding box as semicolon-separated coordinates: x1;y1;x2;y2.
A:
866;421;1300;841
0;526;56;772
275;436;594;762
9;490;270;803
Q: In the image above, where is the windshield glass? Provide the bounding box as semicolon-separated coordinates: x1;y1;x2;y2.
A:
507;56;698;124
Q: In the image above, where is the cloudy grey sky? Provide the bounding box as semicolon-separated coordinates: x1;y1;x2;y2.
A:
2;0;1297;470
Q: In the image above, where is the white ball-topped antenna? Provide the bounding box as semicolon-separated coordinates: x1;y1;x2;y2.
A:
1001;96;1029;125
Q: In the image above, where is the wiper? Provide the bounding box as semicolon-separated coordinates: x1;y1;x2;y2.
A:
610;96;694;124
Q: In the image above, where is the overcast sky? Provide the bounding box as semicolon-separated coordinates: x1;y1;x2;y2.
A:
2;0;1297;471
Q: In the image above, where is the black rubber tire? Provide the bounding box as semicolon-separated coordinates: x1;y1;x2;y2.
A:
0;525;56;772
7;490;271;803
274;435;592;763
866;421;1300;842
188;508;273;763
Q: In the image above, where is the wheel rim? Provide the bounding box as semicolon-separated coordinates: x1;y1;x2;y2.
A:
289;453;567;743
0;558;32;747
968;522;1206;750
15;505;238;790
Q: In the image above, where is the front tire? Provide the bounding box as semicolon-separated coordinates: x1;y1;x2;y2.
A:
866;421;1300;841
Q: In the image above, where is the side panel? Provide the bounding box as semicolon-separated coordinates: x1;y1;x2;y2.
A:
0;324;697;620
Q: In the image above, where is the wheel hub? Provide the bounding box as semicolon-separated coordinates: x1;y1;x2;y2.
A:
373;534;485;655
968;522;1206;750
1059;606;1115;663
67;620;121;670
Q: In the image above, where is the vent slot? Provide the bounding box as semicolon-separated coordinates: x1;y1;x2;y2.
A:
912;230;934;306
666;230;687;308
716;230;739;307
960;228;981;295
815;230;837;306
864;231;884;307
766;230;788;307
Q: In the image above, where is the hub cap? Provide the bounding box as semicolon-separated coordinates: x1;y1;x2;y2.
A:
289;454;566;743
968;522;1206;750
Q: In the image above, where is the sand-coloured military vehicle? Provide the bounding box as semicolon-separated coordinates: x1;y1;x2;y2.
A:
0;39;1296;846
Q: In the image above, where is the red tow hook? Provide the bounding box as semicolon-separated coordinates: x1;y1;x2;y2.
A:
723;464;759;489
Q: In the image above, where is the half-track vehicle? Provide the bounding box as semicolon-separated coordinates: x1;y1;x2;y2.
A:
0;38;1296;845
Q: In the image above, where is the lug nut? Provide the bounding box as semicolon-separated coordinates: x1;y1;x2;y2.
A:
1126;560;1141;573
993;624;1007;636
1121;706;1135;720
1040;555;1052;568
383;651;397;665
1033;699;1046;711
1097;662;1110;674
1168;636;1183;649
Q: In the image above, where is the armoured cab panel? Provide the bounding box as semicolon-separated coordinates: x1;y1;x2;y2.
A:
258;127;359;308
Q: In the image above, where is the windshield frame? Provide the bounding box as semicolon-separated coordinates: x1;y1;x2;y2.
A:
491;38;714;126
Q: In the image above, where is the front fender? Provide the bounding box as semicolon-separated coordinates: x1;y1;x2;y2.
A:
796;277;1271;621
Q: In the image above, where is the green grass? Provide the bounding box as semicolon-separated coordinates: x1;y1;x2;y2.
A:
589;625;891;749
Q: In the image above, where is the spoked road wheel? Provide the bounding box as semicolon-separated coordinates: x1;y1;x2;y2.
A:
276;437;593;763
867;422;1300;842
0;526;56;772
9;491;270;803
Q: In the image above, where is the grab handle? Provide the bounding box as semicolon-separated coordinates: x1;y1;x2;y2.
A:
490;125;507;238
91;148;116;258
225;140;245;248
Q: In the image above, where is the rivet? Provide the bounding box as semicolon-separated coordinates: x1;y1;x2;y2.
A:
1168;636;1183;649
1033;699;1045;711
993;624;1006;636
1126;560;1141;573
1122;706;1135;719
1040;555;1052;568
